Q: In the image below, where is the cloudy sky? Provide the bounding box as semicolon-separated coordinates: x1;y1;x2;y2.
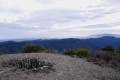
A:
0;0;120;39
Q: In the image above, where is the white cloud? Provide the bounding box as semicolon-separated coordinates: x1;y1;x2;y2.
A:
0;0;120;39
0;0;104;23
50;11;120;31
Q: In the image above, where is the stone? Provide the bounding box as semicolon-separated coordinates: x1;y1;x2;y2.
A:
1;58;53;72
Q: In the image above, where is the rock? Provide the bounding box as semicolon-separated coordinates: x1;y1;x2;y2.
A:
1;58;53;72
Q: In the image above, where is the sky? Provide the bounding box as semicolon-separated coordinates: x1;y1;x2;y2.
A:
0;0;120;39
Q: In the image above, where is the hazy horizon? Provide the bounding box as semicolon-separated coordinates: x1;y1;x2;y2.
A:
0;0;120;39
0;33;120;41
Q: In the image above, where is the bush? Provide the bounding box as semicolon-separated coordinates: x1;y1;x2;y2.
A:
111;53;120;66
88;51;120;70
33;44;46;52
64;49;76;55
89;51;112;62
98;46;115;54
115;48;120;53
64;49;89;57
76;49;89;57
22;44;46;53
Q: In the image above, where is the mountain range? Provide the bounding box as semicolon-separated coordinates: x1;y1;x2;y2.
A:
0;36;120;54
1;33;120;42
90;33;120;38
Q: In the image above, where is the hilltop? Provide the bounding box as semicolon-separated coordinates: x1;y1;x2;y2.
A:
0;53;120;80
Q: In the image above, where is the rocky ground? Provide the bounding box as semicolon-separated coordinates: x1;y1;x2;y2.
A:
0;53;120;80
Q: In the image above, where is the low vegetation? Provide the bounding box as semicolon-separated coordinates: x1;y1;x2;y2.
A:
76;49;89;57
22;44;46;53
64;49;89;57
88;51;112;62
63;45;120;71
115;48;120;53
63;49;76;55
98;45;115;54
88;46;120;71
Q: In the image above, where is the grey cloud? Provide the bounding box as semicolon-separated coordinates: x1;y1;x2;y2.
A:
0;9;22;14
107;0;120;5
0;22;38;30
72;22;120;30
18;9;109;27
81;9;118;20
17;8;120;30
37;0;53;4
18;9;81;29
1;8;119;31
0;27;28;39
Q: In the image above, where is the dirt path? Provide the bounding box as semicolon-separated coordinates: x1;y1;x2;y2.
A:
0;53;120;80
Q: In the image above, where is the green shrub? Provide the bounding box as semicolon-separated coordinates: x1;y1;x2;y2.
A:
64;49;89;57
76;49;89;57
22;44;46;53
64;49;76;55
98;46;115;54
22;44;34;53
33;44;46;52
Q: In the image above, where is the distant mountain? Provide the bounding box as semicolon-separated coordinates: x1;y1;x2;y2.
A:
0;36;120;54
90;33;120;38
0;38;41;42
85;36;120;49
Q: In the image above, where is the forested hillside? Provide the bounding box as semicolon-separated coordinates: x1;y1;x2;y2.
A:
0;36;120;54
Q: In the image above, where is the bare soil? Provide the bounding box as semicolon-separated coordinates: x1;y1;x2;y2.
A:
0;53;120;80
